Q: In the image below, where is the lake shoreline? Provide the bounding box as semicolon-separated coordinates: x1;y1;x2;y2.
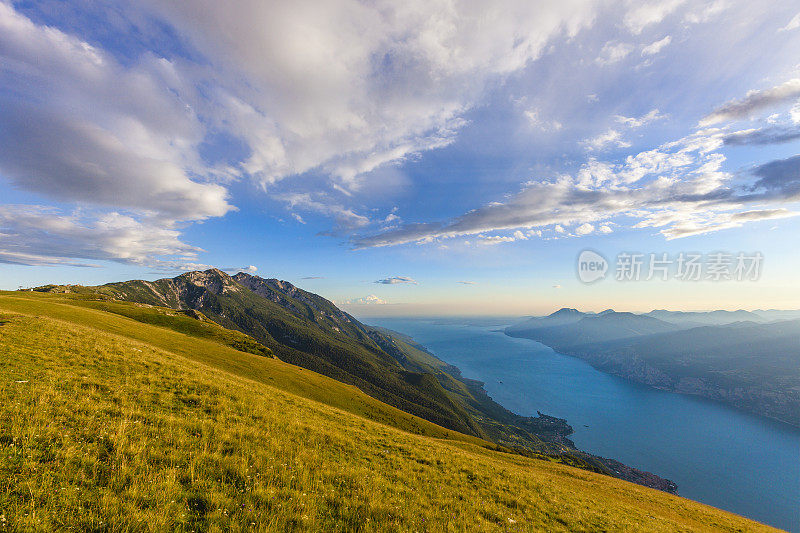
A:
504;329;800;429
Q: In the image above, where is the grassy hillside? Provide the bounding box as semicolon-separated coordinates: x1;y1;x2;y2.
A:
78;270;486;439
30;272;596;456
0;295;775;531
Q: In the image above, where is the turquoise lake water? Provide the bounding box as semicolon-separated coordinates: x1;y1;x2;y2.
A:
367;317;800;532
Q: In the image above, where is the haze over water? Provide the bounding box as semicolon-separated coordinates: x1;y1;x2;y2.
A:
368;317;800;532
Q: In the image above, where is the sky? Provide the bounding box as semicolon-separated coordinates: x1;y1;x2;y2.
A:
1;0;800;316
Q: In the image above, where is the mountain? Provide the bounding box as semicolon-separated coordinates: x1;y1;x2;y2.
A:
27;270;684;490
507;309;800;426
645;309;768;327
0;290;766;531
753;309;800;321
42;269;482;438
507;310;681;350
505;307;587;334
566;320;800;426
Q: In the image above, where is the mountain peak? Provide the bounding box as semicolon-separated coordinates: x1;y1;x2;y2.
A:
549;307;582;317
232;272;297;292
174;268;239;294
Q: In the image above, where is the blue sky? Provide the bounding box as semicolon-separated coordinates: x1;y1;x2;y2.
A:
1;0;800;315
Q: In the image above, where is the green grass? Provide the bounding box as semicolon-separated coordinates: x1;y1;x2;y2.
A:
0;295;779;531
47;273;487;439
0;293;481;446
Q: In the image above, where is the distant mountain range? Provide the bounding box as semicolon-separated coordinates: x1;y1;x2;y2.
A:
506;308;800;426
507;310;681;347
28;270;676;491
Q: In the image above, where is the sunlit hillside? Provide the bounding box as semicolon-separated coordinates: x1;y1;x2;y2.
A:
0;292;777;532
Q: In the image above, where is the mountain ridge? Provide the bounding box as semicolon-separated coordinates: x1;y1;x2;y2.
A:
506;309;800;426
27;270;678;491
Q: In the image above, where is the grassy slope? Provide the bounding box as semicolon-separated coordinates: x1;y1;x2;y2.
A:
89;275;486;439
30;279;565;454
0;293;480;446
0;298;775;532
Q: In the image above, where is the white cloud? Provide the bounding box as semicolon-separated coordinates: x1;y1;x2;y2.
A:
655;209;800;239
700;78;800;126
278;193;369;231
0;205;205;269
583;129;632;150
222;265;258;274
375;276;417;285
683;0;729;24
0;0;613;267
791;102;800;124
641;36;672;56
598;225;613;234
456;280;476;285
596;42;634;65
623;0;686;34
778;12;800;31
351;122;800;249
477;235;516;245
615;109;667;128
343;295;387;305
144;0;603;191
575;223;595;235
524;109;563;131
0;3;232;221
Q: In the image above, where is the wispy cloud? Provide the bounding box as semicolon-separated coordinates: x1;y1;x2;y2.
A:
723;127;800;146
615;109;667;128
375;276;417;285
641;36;672;56
0;4;233;222
596;42;634;65
221;265;258;274
700;78;800;125
583;129;632;150
351;120;800;249
0;205;205;269
659;208;799;239
623;0;686;34
778;12;800;32
341;295;386;305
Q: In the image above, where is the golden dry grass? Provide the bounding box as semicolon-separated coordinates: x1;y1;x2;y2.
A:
0;295;780;532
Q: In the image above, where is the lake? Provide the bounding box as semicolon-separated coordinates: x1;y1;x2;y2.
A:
367;317;800;532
